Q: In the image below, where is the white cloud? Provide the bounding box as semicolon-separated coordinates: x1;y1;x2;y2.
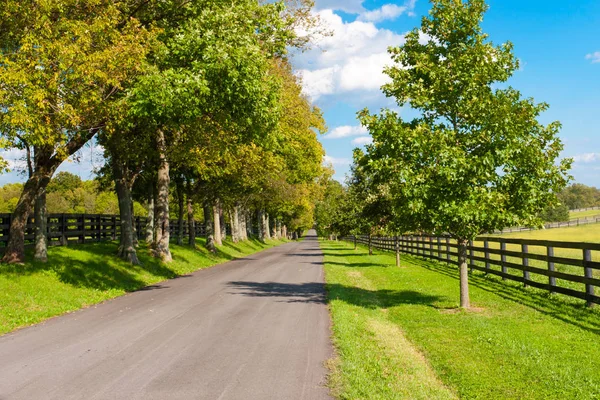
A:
586;52;600;64
293;9;407;101
0;148;27;171
315;0;365;14
351;136;373;145
358;1;416;23
573;153;600;163
323;155;352;166
324;125;368;139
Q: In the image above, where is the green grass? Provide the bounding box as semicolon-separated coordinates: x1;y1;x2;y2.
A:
322;239;600;400
496;222;600;243
569;209;600;221
0;237;286;336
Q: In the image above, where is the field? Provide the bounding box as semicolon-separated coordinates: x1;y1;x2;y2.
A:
495;222;600;243
569;209;600;221
322;239;600;400
0;238;285;335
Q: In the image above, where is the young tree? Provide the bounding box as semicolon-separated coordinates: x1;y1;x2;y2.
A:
359;0;571;308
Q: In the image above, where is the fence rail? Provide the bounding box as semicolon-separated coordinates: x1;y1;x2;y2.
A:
570;206;600;213
493;215;600;234
0;213;210;250
343;234;600;306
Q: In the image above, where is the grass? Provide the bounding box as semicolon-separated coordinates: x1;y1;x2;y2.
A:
0;237;286;336
569;209;600;221
322;239;600;400
495;222;600;243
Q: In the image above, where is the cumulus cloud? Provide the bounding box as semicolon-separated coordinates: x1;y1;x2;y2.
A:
323;155;352;166
294;9;407;101
351;136;373;145
324;125;368;139
358;1;416;23
586;52;600;64
573;153;600;163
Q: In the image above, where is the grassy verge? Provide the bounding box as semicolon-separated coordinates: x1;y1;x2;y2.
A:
322;239;600;400
0;237;286;335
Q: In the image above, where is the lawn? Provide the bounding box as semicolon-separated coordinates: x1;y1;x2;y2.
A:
496;222;600;243
0;237;286;335
569;209;600;221
322;239;600;400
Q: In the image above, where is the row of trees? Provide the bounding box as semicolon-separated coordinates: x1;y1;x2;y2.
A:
316;0;571;309
0;0;328;265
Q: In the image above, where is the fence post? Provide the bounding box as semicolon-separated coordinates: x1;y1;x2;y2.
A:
584;248;595;307
522;244;530;287
501;241;507;280
547;246;556;294
395;235;400;267
111;216;117;240
484;239;490;275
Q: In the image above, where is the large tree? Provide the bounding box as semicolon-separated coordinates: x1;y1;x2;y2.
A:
0;0;154;263
359;0;571;308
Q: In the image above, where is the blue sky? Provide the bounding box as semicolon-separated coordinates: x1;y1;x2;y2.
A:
1;0;598;187
296;0;600;186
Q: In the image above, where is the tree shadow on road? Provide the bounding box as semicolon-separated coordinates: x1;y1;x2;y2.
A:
227;280;444;309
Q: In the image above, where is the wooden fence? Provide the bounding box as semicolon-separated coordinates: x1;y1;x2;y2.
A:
0;213;212;250
344;235;600;306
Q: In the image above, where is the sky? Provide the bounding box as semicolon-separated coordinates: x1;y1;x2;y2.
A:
294;0;600;186
1;0;599;187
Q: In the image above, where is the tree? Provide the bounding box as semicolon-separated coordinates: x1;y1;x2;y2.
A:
358;0;571;308
0;0;154;263
558;184;600;210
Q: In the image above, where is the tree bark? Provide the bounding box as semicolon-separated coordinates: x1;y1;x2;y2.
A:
213;201;222;246
112;159;140;265
187;196;196;247
1;154;55;264
458;239;470;308
220;205;226;242
368;233;373;255
204;203;216;252
282;225;287;239
146;182;154;244
176;179;184;246
265;213;271;240
257;210;266;242
153;129;172;262
231;204;239;243
33;188;48;262
395;235;400;267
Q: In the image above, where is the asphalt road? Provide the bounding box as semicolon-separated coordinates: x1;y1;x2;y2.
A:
0;231;332;400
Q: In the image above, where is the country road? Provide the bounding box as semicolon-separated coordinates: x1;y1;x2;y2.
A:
0;232;332;400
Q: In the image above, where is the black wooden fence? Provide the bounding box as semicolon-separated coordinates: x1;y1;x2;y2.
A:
344;235;600;306
0;213;212;250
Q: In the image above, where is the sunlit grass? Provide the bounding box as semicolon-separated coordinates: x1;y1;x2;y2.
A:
323;239;600;399
0;237;286;335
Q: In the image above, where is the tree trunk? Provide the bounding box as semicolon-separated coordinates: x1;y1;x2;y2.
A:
204;203;216;252
153;129;172;262
113;159;140;265
265;214;271;240
213;201;222;246
231;204;239;243
282;225;287;239
1;160;54;264
176;179;184;246
131;201;138;247
458;239;470;308
257;210;266;242
33;188;48;262
368;233;373;255
146;182;154;244
354;236;357;250
241;208;248;240
187;197;196;247
220;207;226;242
